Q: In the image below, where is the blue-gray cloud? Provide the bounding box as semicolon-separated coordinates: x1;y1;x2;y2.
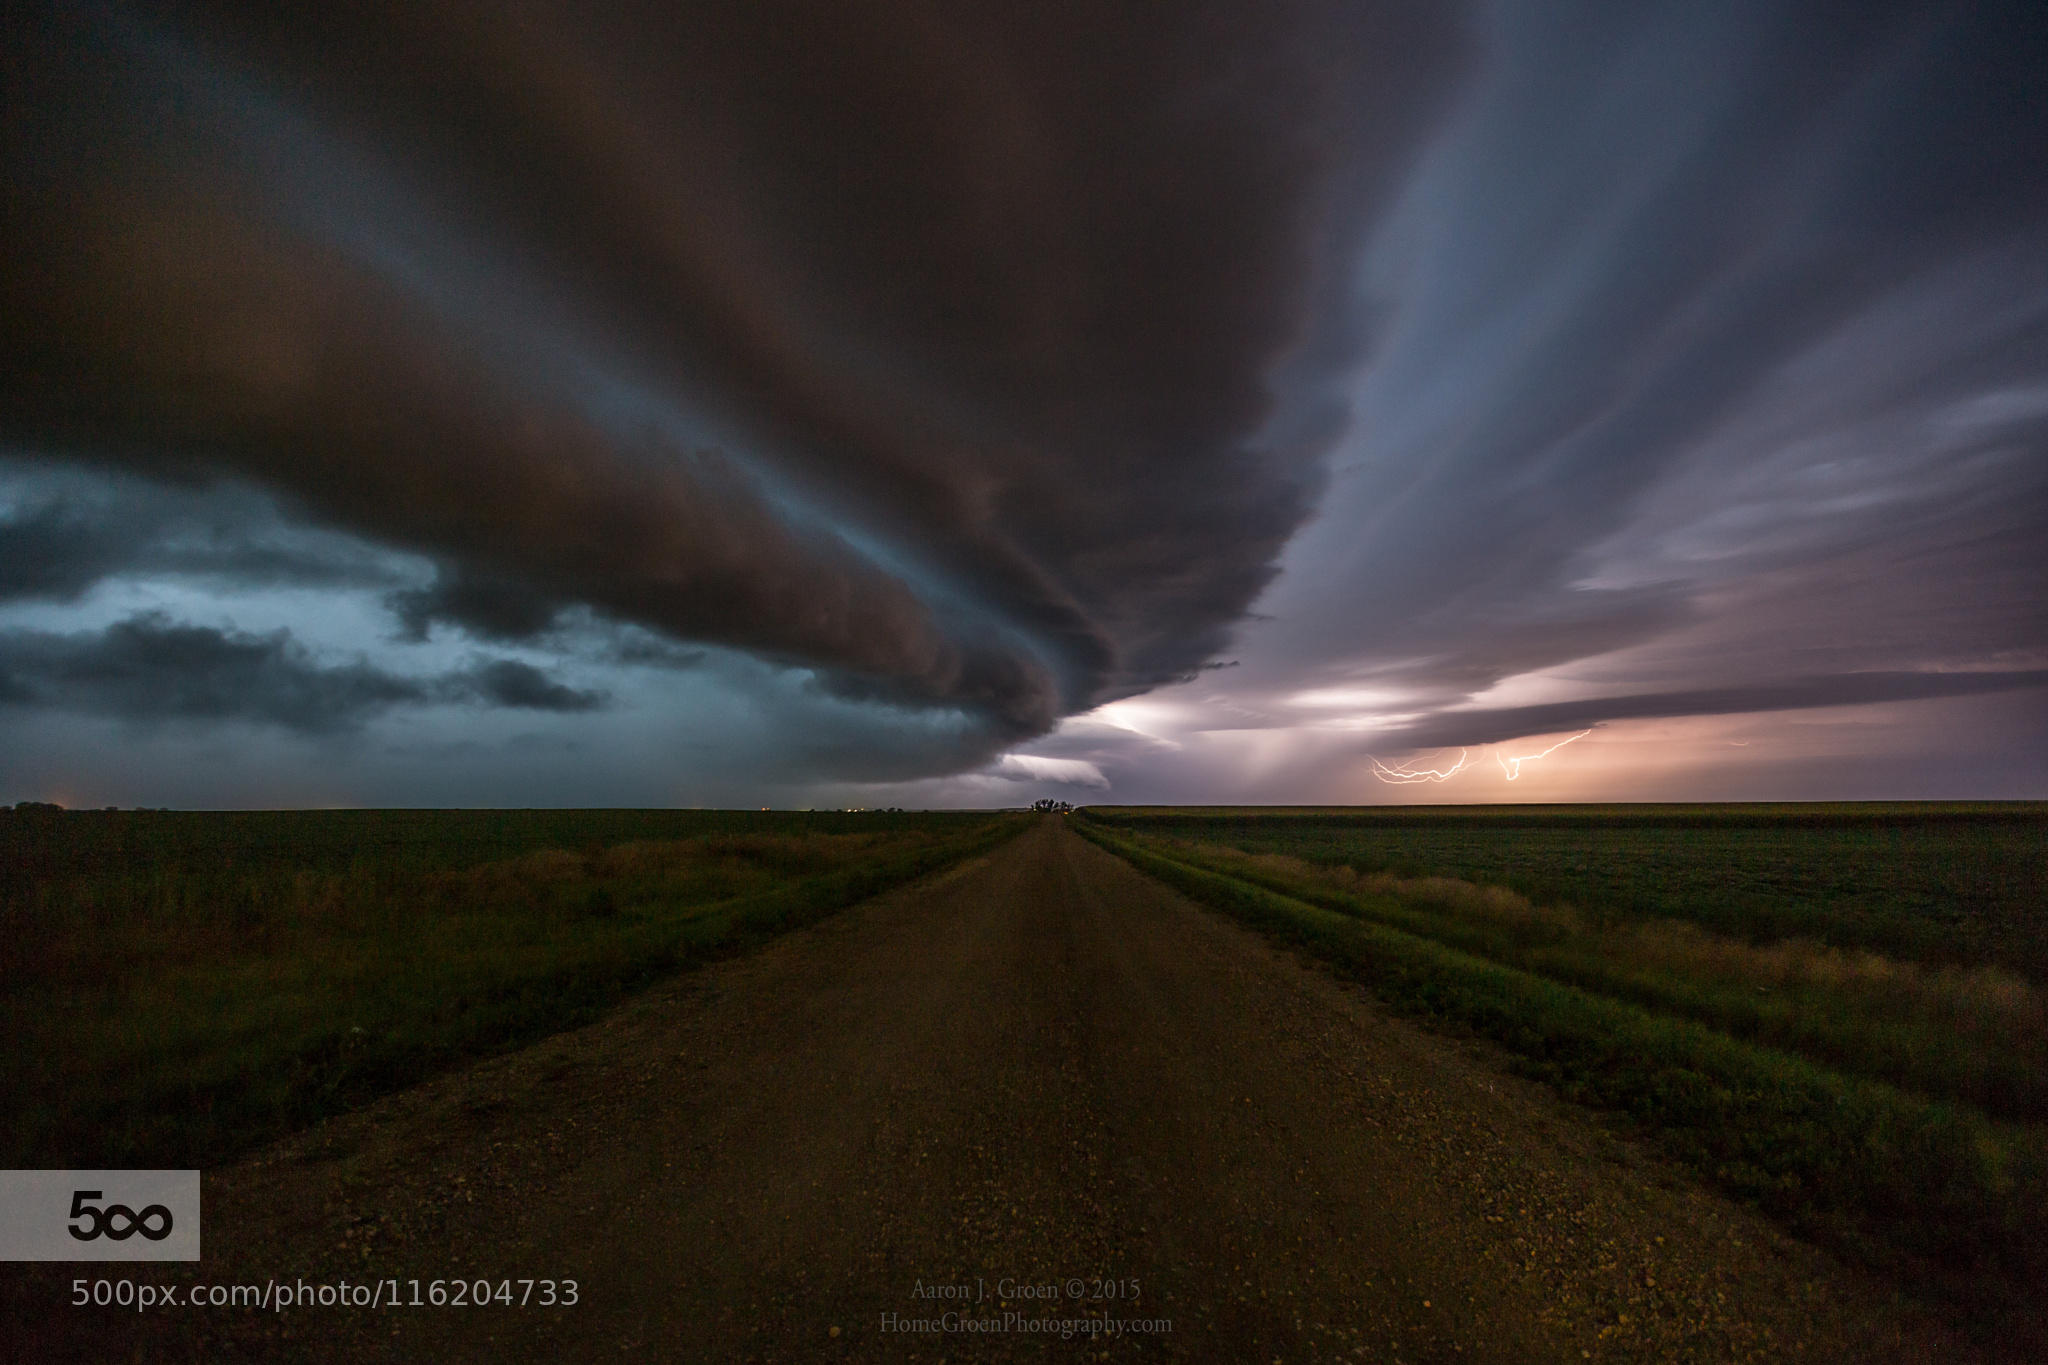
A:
0;458;409;603
449;658;607;714
386;567;566;645
0;613;606;732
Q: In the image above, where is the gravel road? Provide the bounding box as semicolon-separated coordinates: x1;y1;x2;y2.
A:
27;817;1997;1362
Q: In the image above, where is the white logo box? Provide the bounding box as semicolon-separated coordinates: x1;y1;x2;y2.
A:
0;1171;201;1261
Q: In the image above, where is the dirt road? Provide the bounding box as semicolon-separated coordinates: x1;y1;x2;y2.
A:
35;818;1990;1361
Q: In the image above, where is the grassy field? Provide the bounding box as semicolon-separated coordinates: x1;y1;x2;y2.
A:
1;805;1025;1169
1076;804;2048;1320
1085;804;2048;975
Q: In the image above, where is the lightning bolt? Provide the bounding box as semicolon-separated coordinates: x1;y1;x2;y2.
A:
1494;730;1592;780
1369;729;1597;786
1368;749;1473;783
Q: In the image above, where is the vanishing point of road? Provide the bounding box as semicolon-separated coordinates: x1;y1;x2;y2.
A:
41;818;1992;1362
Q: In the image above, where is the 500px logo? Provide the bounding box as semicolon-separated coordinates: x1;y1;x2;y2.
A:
68;1190;174;1243
1;1171;200;1261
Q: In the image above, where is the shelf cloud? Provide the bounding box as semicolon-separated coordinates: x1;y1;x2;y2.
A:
3;0;1466;763
2;0;2042;804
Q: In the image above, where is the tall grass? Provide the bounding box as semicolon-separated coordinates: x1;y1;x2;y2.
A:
1;812;1026;1169
1158;839;2048;1120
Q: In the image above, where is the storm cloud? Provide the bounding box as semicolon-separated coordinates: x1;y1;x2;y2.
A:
1372;670;2048;755
386;568;567;645
1;0;2043;805
450;658;607;714
0;459;408;603
1187;0;2048;796
2;0;1467;756
0;613;606;731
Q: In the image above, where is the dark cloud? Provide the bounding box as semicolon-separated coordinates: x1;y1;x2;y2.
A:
0;613;429;731
376;548;715;669
1374;669;2048;753
0;613;608;731
386;567;565;643
0;498;140;602
0;0;1470;762
0;458;408;602
448;658;606;713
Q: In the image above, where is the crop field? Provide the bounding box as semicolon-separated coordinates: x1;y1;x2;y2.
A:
1078;804;2048;1308
0;805;1023;1170
1087;803;2048;975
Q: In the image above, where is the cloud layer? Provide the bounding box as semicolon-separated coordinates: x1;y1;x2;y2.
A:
2;0;2043;805
3;0;1467;758
1148;0;2048;798
0;613;606;732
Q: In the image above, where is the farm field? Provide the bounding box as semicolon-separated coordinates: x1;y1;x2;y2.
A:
1084;803;2048;974
0;805;1023;1170
1076;804;2048;1325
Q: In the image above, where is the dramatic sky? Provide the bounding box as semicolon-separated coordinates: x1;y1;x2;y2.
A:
3;0;2044;807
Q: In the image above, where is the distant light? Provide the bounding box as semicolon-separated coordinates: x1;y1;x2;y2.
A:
1288;685;1411;710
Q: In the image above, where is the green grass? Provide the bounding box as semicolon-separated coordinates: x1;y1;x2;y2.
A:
1125;835;2048;1122
1085;804;2048;976
1074;811;2048;1331
1;806;1026;1169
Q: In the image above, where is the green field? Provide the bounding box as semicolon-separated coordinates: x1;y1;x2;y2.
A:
1089;804;2048;975
1077;804;2048;1312
1;805;1024;1170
